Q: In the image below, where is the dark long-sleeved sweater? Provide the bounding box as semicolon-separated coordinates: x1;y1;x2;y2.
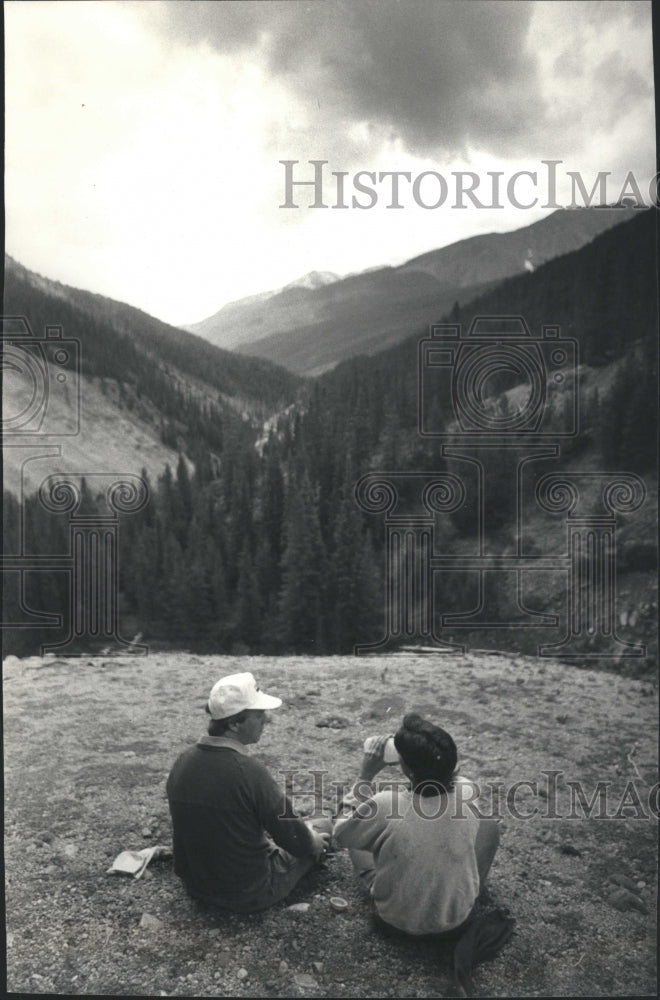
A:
166;736;314;900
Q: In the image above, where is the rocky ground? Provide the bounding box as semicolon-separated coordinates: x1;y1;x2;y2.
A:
3;651;658;997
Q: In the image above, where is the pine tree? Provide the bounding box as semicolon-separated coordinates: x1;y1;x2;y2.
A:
180;553;216;639
131;525;159;623
208;541;230;647
158;530;186;637
233;539;262;650
277;474;326;652
176;455;193;527
328;488;383;652
3;491;20;553
597;358;636;467
261;442;285;565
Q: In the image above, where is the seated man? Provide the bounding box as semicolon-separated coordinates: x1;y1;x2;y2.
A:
333;713;500;937
167;671;330;912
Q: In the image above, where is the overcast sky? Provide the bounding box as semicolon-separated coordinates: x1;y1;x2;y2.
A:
5;0;655;326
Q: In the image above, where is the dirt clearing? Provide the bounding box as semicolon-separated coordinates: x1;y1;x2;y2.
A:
3;652;657;997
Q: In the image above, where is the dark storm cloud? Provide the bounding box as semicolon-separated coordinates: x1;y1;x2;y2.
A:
157;0;545;157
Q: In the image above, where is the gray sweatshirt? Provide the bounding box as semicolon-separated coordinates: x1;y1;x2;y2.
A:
334;776;480;934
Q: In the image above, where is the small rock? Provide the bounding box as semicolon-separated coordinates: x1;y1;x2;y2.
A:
610;873;640;893
286;902;310;913
141;827;152;838
637;880;646;889
139;912;164;932
607;888;647;914
556;714;569;724
314;715;349;729
312;961;324;974
559;843;582;857
278;960;289;973
63;843;77;858
237;968;248;980
294;973;318;988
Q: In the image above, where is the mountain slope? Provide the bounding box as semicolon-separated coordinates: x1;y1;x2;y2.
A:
188;206;639;376
2;368;186;495
186;270;341;352
399;204;636;284
3;211;656;661
271;207;657;658
231;273;494;377
2;256;304;493
4;256;302;412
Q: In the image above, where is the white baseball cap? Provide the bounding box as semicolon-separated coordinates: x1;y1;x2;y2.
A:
207;672;282;720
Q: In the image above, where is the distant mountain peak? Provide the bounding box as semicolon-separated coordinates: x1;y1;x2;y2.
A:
281;270;340;292
186;206;641;376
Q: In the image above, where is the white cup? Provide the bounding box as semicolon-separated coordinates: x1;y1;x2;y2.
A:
364;735;399;763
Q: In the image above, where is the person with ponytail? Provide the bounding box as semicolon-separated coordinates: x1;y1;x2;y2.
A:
333;713;500;937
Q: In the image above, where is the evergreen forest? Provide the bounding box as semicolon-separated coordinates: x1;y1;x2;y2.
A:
2;211;657;662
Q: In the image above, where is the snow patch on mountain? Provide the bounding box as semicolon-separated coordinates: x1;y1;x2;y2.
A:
281;270;340;292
